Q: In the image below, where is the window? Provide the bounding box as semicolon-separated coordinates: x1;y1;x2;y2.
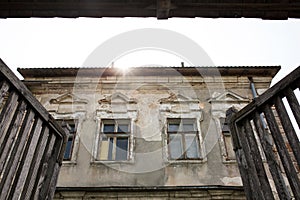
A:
220;117;235;160
167;119;201;160
57;119;77;161
98;119;130;161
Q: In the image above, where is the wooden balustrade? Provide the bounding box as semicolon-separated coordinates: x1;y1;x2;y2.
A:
0;59;67;200
230;66;300;199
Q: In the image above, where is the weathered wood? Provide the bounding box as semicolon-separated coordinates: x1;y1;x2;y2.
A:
0;110;35;199
230;67;300;199
31;133;56;200
243;119;274;200
0;60;67;199
0;80;9;106
263;105;300;199
228;108;242;150
48;115;68;152
10;118;43;199
0;91;19;147
235;120;265;199
0;100;27;174
0;1;300;19
46;163;61;200
274;96;300;167
284;87;300;129
253;112;291;200
231;66;300;123
0;59;50;121
22;127;50;200
38;136;63;199
229;108;253;199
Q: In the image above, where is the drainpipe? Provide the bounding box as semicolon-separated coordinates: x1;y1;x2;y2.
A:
248;77;267;129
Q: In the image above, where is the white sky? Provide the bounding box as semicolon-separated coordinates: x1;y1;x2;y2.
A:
0;17;299;85
0;17;299;138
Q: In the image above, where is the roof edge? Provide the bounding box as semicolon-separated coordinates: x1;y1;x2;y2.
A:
18;66;281;78
55;185;244;192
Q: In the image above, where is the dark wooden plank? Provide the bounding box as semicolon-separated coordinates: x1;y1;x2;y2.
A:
263;105;300;199
0;110;35;200
31;133;56;200
0;60;67;199
244;119;274;200
234;120;265;199
46;163;61;200
0;91;19;146
228;107;242;150
253;112;291;199
0;60;67;146
230;120;253;199
274;96;300;167
9;118;43;200
0;59;49;121
231;66;300;123
48;115;68;151
38;136;63;199
0;80;9;106
284;87;300;129
22;127;50;200
0;100;27;174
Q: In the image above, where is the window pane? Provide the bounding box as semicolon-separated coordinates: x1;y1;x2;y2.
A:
182;123;195;132
69;124;76;134
64;138;73;160
108;138;114;160
185;134;199;159
99;137;109;160
169;134;183;159
104;124;115;133
116;138;128;160
118;124;129;133
169;123;180;132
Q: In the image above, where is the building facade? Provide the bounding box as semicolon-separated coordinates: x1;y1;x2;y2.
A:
18;66;280;199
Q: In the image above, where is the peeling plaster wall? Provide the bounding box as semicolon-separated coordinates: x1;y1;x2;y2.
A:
23;72;274;191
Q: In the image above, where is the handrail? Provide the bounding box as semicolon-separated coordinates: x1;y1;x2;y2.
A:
0;59;67;200
230;66;300;199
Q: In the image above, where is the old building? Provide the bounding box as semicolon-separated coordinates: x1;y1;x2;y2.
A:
18;66;280;199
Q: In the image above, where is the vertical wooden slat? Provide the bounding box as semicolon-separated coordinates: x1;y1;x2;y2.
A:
0;110;35;200
0;91;19;144
235;120;265;199
0;60;67;199
0;80;9;105
274;96;300;166
264;105;300;199
31;133;56;200
253;112;291;200
22;127;50;200
9;118;43;200
284;87;300;128
38;136;63;199
46;163;61;200
0;100;26;173
230;121;253;199
243;119;274;200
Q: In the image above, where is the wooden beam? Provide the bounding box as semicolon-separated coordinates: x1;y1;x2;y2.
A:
156;0;172;19
0;1;299;19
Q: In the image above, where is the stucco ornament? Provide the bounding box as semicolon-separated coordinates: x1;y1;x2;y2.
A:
70;28;226;173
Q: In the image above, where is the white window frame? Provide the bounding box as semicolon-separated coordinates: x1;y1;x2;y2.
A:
92;111;137;164
167;118;202;160
97;119;131;161
161;113;205;164
51;112;85;165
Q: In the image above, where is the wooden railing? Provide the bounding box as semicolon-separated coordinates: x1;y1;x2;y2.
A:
230;67;300;200
0;59;67;200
